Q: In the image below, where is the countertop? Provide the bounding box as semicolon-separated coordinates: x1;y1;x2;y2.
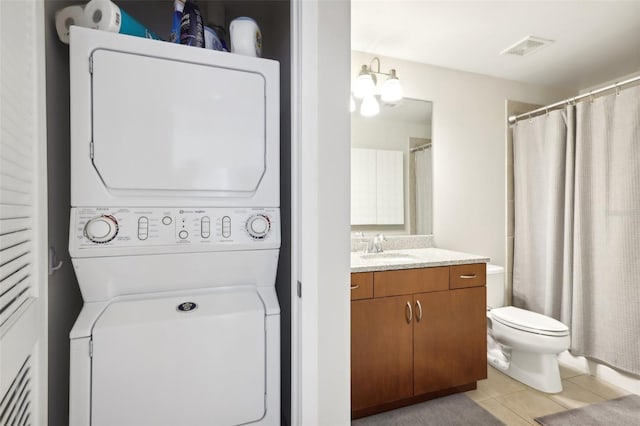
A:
350;248;490;273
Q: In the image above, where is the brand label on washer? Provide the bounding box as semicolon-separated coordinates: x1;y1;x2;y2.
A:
177;302;198;312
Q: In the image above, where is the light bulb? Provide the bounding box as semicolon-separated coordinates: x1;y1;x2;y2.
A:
360;95;380;117
381;70;403;103
353;65;375;99
350;94;356;112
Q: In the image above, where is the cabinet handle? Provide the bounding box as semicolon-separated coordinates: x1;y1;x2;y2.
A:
405;301;412;324
350;284;360;290
460;274;477;279
415;300;423;322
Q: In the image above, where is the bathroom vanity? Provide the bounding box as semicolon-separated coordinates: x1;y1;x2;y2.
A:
350;248;489;418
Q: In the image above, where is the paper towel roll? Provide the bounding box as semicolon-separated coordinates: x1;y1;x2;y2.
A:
84;0;161;40
84;0;120;33
55;5;86;44
230;17;261;57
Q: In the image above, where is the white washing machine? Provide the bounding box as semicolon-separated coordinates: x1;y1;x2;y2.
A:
67;28;280;426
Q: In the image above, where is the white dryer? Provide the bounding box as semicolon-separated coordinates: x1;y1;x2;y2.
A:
67;28;280;426
69;26;279;208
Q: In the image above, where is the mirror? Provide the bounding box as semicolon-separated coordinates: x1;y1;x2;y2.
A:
351;97;433;234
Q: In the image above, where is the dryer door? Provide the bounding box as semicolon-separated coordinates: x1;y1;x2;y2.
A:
91;49;266;195
91;289;266;426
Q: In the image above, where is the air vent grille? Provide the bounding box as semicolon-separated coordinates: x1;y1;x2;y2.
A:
500;36;554;57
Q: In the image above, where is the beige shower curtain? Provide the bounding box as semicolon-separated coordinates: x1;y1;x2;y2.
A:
514;86;640;375
571;86;640;375
414;147;432;234
512;108;574;324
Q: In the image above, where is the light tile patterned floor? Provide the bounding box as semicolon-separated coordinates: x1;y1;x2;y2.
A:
466;364;632;425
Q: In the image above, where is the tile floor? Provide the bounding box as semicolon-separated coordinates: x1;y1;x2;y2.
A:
465;363;632;425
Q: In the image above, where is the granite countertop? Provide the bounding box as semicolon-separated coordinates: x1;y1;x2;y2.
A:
350;247;490;273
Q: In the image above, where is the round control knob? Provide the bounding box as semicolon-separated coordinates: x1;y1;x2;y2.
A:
246;214;271;240
84;215;118;244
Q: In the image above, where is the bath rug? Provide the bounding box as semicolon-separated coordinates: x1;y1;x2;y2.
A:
535;394;640;425
352;393;504;426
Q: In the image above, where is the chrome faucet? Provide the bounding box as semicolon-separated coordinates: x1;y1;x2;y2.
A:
354;232;371;253
355;232;387;253
372;233;386;253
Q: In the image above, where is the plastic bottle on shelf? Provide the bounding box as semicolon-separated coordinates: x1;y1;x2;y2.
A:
169;0;185;43
179;0;205;47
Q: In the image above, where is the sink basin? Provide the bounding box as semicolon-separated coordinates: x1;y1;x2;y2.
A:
359;252;418;262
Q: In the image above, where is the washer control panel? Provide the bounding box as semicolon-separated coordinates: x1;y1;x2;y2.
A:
70;207;280;252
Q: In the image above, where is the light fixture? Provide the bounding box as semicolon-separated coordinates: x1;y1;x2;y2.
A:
381;69;403;102
351;57;403;116
360;94;380;117
353;65;376;99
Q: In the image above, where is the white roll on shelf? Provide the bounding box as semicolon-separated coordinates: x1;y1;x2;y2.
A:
55;5;88;44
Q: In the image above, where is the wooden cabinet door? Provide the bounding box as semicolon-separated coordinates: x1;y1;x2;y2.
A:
450;287;487;386
412;291;453;394
351;296;413;411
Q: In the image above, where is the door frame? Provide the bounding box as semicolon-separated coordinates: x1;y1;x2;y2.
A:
290;0;351;425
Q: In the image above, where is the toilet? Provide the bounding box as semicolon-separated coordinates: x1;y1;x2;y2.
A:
486;264;570;393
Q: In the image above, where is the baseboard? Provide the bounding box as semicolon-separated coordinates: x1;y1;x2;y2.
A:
558;351;640;395
351;383;476;419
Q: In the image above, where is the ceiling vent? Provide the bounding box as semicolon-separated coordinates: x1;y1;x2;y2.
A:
500;36;554;57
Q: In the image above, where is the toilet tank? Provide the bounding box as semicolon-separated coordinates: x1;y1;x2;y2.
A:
486;264;505;309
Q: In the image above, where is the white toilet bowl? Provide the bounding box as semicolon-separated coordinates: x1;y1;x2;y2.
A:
488;306;570;393
485;264;570;394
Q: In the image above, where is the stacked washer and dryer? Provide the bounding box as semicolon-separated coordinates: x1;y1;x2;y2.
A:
67;27;280;426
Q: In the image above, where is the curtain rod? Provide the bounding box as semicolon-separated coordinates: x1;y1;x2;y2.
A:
410;143;431;152
508;74;640;124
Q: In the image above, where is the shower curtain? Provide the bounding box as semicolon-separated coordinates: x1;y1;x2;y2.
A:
512;109;574;324
571;86;640;375
414;147;432;234
513;86;640;375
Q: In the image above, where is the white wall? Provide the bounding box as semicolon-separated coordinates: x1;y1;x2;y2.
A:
578;70;640;94
351;118;428;151
352;51;575;266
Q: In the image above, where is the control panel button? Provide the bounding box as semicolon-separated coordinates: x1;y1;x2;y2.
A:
137;216;149;240
178;230;189;240
162;216;172;225
222;216;231;238
201;216;211;239
245;214;271;240
84;215;119;243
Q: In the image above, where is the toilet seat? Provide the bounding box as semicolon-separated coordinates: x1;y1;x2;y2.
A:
490;306;569;337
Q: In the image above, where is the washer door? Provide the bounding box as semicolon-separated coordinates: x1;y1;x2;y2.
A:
91;289;266;426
